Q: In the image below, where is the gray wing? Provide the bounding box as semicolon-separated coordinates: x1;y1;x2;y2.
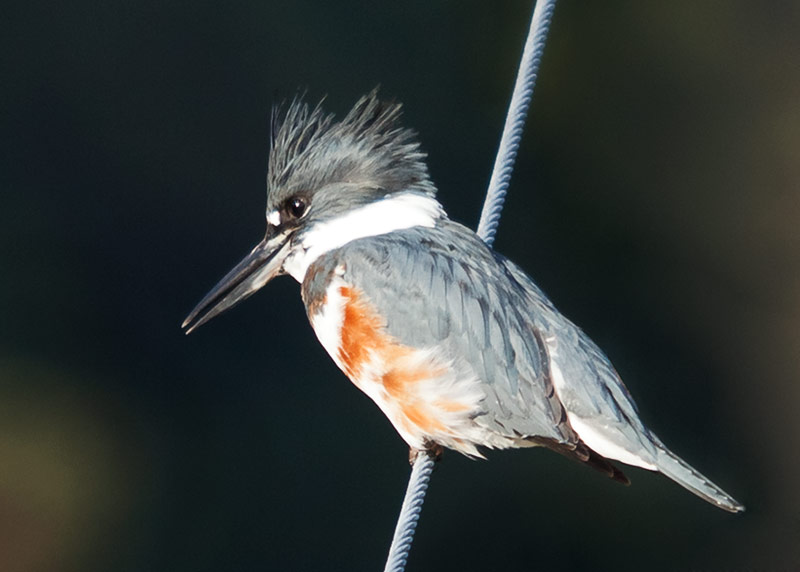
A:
326;220;575;445
500;257;658;460
501;257;744;511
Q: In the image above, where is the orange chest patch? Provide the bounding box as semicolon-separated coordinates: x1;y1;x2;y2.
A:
337;286;416;379
333;285;468;435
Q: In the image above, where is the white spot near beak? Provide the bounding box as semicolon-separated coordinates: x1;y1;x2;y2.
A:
267;210;281;226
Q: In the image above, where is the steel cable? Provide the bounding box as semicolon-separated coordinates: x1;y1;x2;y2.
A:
383;1;557;570
476;0;558;247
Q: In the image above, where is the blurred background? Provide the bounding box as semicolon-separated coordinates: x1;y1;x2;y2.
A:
2;1;799;570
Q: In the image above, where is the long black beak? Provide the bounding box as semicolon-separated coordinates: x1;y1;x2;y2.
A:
182;229;292;334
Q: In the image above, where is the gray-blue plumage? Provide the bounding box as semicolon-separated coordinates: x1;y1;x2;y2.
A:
301;217;742;511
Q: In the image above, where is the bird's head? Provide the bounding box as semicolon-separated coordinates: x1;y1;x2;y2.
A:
182;90;443;333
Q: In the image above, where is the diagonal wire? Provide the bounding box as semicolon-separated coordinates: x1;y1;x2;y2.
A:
477;0;558;248
383;451;436;572
382;1;558;571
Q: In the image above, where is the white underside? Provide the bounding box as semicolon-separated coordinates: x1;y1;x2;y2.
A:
282;192;444;283
544;335;657;470
309;272;348;368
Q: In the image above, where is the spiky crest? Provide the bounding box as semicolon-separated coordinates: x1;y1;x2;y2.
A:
266;89;436;210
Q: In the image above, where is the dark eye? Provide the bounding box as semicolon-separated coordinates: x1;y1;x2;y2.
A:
286;196;308;219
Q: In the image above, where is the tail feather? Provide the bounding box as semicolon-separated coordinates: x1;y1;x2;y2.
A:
651;440;744;513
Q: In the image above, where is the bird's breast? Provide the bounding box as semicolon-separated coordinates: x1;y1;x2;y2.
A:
306;272;486;454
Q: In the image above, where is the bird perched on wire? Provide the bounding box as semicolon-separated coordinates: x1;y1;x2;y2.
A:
182;90;743;513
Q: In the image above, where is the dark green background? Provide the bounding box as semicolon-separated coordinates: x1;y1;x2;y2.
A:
2;1;798;570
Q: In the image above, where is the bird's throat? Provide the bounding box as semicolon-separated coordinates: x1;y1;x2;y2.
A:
282;192;445;282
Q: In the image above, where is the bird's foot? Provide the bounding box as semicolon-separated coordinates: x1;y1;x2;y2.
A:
408;442;443;465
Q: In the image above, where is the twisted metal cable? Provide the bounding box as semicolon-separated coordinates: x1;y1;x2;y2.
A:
383;1;557;570
476;0;558;247
383;452;436;572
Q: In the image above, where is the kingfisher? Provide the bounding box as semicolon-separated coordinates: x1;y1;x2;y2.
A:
182;90;743;513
